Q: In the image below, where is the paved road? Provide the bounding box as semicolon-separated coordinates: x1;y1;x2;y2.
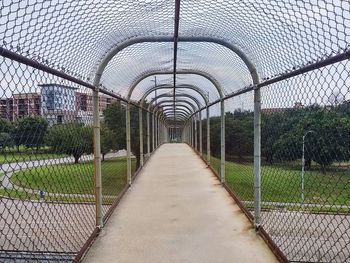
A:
243;200;350;210
0;151;126;258
261;211;350;262
0;198;96;252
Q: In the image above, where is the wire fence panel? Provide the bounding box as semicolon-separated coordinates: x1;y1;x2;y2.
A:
142;108;149;163
0;57;97;261
207;103;221;176
130;104;139;176
224;94;255;212
100;100;129;218
260;61;350;262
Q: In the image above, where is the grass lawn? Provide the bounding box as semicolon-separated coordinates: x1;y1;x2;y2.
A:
0;188;95;203
10;158;136;199
0;147;67;164
208;156;350;207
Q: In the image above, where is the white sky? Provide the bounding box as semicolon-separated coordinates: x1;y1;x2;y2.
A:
0;0;349;116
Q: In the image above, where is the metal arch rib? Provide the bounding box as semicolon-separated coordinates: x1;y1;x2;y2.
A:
161;110;189;121
127;70;224;100
148;93;202;111
152;98;198;112
161;108;192;118
153;100;196;115
155;104;194;117
140;84;209;107
92;36;259;88
157;105;193;116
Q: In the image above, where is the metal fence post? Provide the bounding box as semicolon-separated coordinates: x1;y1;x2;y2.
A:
147;111;150;157
220;100;225;183
157;115;159;147
155;114;159;147
194;113;198;151
152;113;155;151
93;88;103;228
199;111;203;155
190;118;193;147
254;85;261;228
139;107;144;166
207;106;211;164
126;103;132;186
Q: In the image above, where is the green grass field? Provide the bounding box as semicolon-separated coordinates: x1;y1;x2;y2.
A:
7;158;136;202
4;151;349;209
208;156;350;207
0;147;67;164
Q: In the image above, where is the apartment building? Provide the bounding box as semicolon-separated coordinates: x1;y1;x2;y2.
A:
0;84;118;124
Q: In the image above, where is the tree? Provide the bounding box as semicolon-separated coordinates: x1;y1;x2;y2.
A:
12;117;48;151
0;119;14;151
103;102;142;168
103;102;126;149
100;123;116;161
0;132;13;151
270;105;350;172
225;111;254;160
46;123;93;163
209;116;221;157
0;118;13;134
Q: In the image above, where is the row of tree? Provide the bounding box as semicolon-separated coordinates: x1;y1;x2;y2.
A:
1;101;348;170
0;101;144;165
206;101;350;171
0;117;48;151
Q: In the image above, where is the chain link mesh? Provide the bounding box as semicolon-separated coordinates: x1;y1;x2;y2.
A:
260;60;350;262
0;56;97;261
1;0;350;262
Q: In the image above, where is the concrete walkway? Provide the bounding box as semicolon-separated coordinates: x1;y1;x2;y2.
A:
83;143;278;263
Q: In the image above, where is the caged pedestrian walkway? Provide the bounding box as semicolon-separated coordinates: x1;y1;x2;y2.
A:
0;1;350;263
83;143;278;263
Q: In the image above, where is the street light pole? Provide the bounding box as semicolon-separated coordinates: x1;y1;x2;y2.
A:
301;130;314;207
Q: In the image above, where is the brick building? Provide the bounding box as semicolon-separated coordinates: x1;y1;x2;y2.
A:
12;93;41;120
0;98;13;121
0;84;118;124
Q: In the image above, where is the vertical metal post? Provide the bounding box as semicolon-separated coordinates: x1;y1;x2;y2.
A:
139;107;144;167
194;113;198;151
199;111;203;156
126;103;132;186
154;114;157;147
157;115;160;147
188;124;190;144
156;114;159;147
220;100;225;183
301;130;314;207
207;107;210;164
253;86;261;228
147;111;150;157
152;113;155;151
160;119;162;144
190;119;193;147
93;89;102;227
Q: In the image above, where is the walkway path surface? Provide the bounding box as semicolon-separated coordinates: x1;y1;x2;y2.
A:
83;143;277;263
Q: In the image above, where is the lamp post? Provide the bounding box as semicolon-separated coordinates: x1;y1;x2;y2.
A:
301;130;314;207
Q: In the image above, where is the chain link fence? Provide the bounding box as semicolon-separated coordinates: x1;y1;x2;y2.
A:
0;56;98;261
1;0;350;262
0;52;148;262
259;60;350;263
194;59;350;263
